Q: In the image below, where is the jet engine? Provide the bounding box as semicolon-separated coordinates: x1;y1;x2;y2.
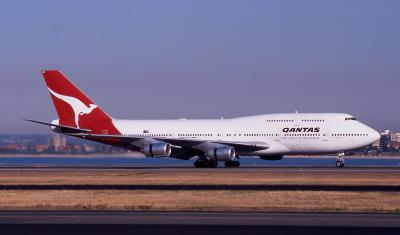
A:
207;146;235;161
143;143;172;157
259;155;284;161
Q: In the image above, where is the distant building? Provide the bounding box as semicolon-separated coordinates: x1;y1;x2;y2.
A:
379;130;391;152
34;144;49;153
71;145;82;153
0;144;27;152
378;130;400;152
48;134;67;152
395;133;400;143
372;140;380;149
389;132;398;142
83;144;96;153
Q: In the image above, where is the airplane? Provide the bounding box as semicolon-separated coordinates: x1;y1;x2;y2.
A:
26;70;381;168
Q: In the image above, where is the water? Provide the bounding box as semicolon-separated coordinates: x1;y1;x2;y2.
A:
0;155;399;167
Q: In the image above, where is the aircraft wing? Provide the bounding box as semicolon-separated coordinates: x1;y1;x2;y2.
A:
69;133;269;152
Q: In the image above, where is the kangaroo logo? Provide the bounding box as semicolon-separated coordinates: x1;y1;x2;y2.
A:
48;88;98;128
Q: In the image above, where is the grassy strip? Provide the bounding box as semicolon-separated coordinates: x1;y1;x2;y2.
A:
1;170;400;186
0;190;399;213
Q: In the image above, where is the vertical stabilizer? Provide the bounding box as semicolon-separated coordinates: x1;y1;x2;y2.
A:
42;70;120;134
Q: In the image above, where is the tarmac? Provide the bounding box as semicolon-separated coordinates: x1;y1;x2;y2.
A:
0;211;399;235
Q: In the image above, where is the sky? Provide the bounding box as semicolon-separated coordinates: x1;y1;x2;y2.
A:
0;0;399;134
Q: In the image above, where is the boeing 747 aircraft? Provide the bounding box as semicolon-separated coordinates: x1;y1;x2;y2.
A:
27;70;381;168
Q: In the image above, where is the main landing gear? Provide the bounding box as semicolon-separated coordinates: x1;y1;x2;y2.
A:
194;159;241;168
336;153;345;168
224;161;240;168
194;158;218;168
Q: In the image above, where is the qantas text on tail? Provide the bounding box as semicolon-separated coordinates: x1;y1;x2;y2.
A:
26;70;380;168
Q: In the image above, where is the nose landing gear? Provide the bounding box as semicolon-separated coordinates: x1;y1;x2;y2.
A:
336;153;345;168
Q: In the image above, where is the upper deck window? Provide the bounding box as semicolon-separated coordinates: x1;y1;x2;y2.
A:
345;117;357;121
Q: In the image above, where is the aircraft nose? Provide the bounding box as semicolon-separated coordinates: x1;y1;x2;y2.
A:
370;129;381;143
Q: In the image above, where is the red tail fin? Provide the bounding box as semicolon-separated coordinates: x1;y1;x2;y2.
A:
42;70;120;134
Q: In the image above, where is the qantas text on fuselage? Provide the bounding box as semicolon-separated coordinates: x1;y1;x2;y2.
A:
282;127;320;133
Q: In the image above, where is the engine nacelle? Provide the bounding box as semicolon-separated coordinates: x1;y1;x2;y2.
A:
143;143;172;157
259;155;284;161
207;147;235;161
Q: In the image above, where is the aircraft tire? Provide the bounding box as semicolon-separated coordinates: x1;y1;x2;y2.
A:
194;159;207;168
336;161;344;168
232;161;240;167
207;159;218;168
224;161;240;168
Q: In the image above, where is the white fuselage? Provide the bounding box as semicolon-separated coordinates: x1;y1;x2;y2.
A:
111;113;380;157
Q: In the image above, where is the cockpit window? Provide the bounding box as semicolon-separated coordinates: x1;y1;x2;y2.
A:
345;117;357;121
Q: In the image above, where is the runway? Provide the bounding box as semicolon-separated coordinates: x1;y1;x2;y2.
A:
0;211;399;226
0;211;399;235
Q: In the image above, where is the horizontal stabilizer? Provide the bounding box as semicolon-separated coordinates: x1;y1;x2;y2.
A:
23;119;92;133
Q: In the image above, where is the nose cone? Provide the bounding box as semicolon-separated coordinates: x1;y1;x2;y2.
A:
369;128;381;144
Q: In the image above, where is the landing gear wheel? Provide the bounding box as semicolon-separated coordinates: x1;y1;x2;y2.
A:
207;159;218;168
336;160;344;168
194;159;207;168
336;154;345;168
224;161;240;168
195;158;218;168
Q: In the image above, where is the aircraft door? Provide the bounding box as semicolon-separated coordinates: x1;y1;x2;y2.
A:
321;131;330;142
